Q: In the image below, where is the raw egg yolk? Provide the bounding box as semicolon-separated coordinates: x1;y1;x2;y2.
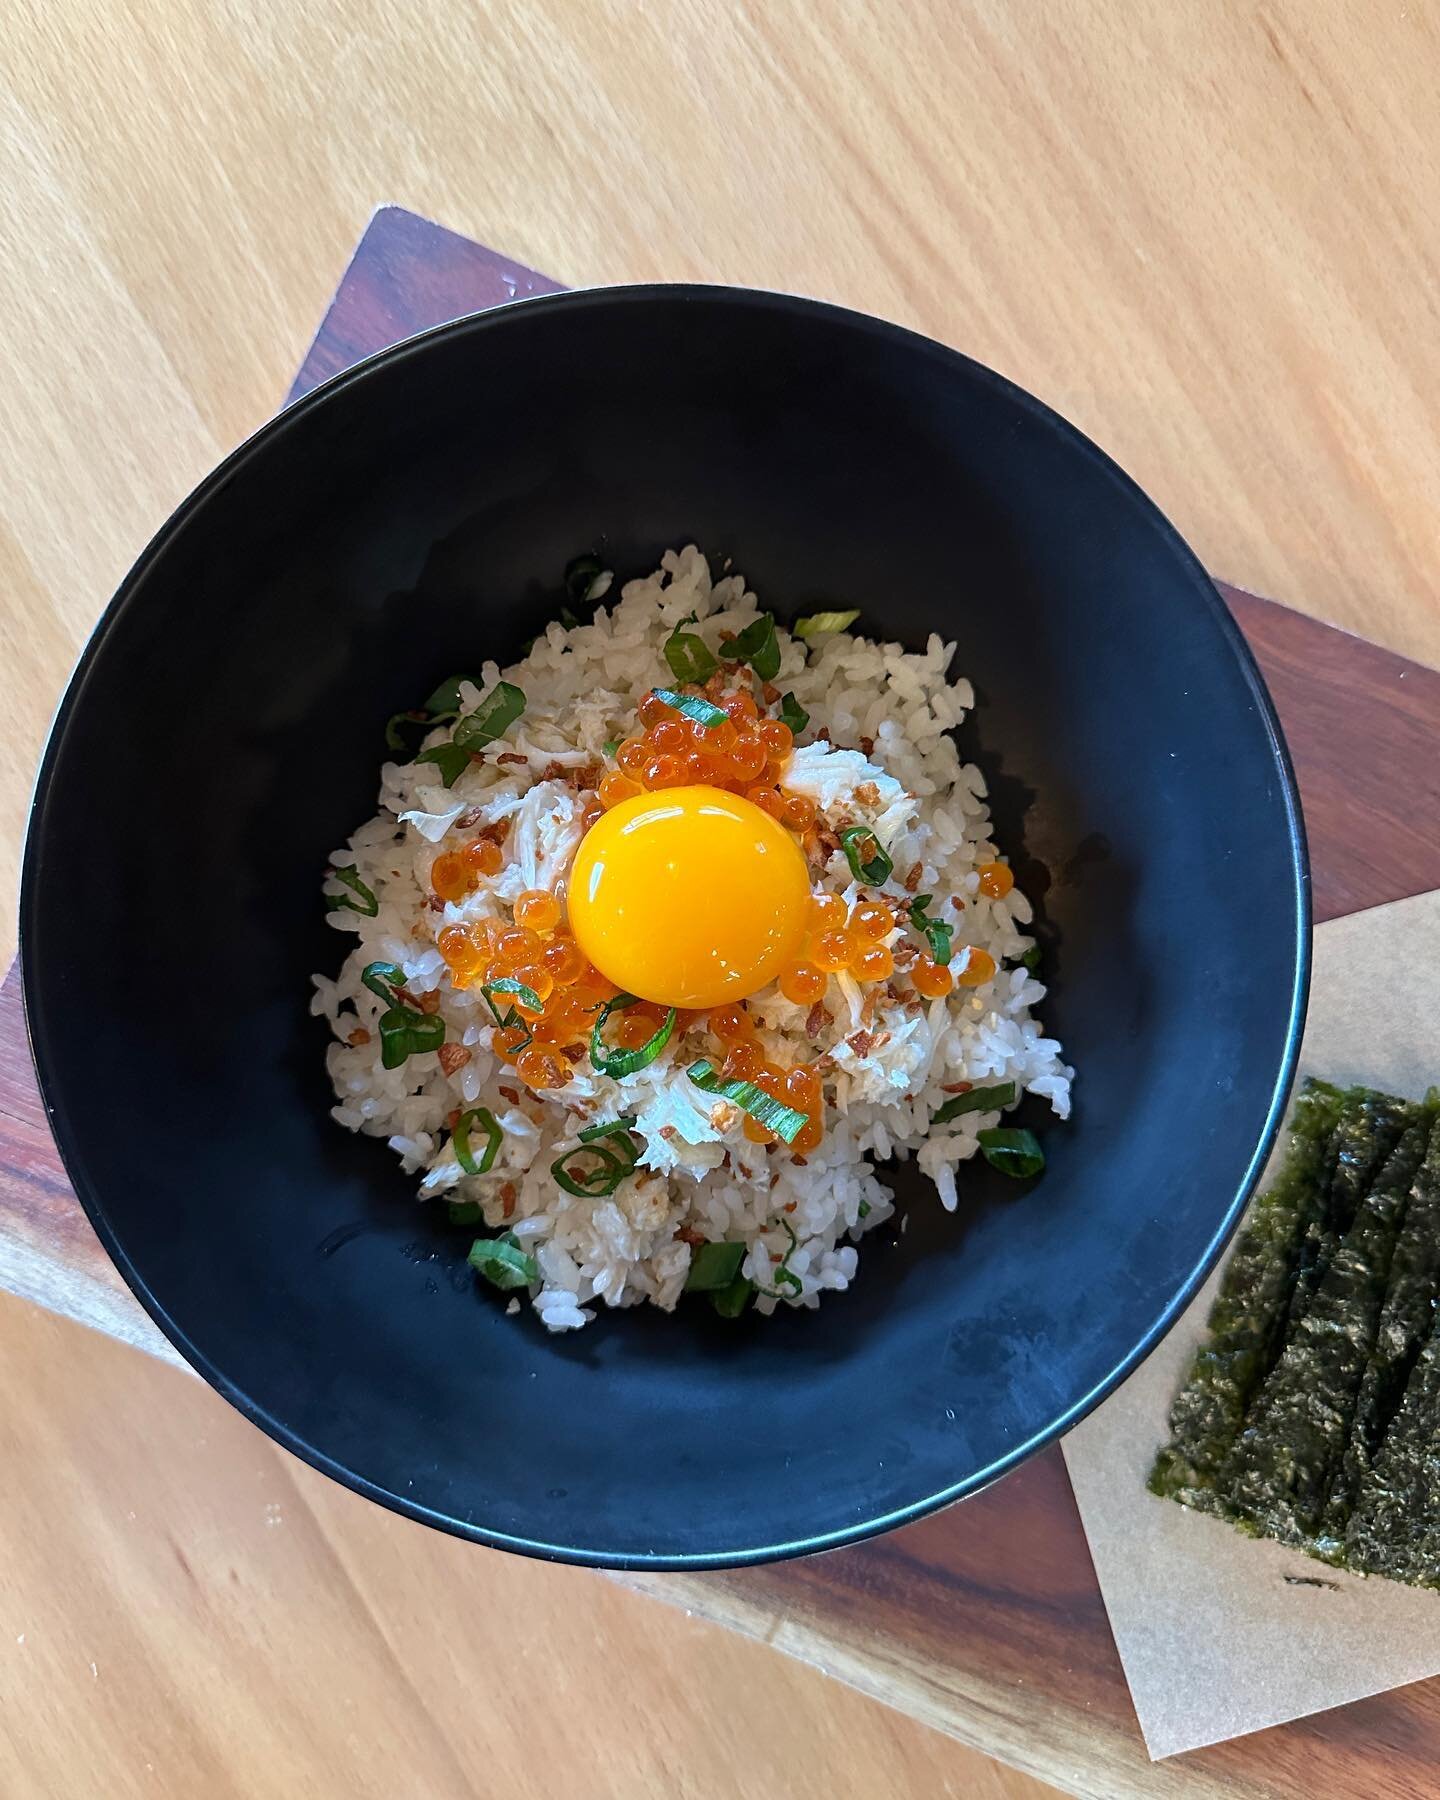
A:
567;785;810;1009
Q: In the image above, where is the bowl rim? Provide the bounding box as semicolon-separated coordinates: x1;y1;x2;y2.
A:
19;282;1312;1569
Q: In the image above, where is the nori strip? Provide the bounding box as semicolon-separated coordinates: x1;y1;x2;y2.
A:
1345;1304;1440;1586
1321;1114;1440;1541
1220;1121;1429;1547
1147;1079;1348;1511
1278;1093;1414;1345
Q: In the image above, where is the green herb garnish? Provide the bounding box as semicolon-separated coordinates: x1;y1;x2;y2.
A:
651;687;728;729
413;742;473;788
932;1082;1016;1124
468;1233;537;1290
384;710;431;753
484;976;543;1017
602;738;621;758
794;609;860;639
839;824;893;886
1019;946;1042;974
453;681;526;753
579;1115;639;1142
687;1059;808;1144
685;1241;747;1292
550;1142;636;1197
909;894;953;966
447;1199;483;1225
978;1127;1045;1179
564;553;607;605
728;613;781;680
778;693;809;736
664;613;718;685
712;1274;754;1318
423;675;472;715
360;962;446;1069
590;993;678;1078
453;1106;503;1176
324;865;379;917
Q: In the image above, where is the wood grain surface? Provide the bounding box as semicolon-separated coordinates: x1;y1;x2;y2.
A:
4;208;1440;1799
3;2;1440;982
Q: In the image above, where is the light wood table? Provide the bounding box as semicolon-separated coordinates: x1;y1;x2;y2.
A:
2;8;1439;1795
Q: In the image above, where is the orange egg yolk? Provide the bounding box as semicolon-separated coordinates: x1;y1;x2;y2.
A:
567;785;810;1009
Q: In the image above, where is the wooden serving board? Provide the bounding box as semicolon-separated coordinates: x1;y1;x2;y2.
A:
9;206;1440;1800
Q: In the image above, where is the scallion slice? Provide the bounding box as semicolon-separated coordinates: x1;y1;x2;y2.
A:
977;1127;1045;1179
602;738;621;758
684;1241;747;1292
564;553;607;605
1018;946;1042;974
794;609;860;639
378;1007;445;1070
484;976;543;1017
909;893;953;966
931;1081;1016;1124
712;1274;754;1318
453;681;526;753
413;742;472;788
468;1233;537;1290
590;993;677;1077
361;961;406;1004
578;1115;638;1142
728;613;780;680
384;710;431;753
447;1199;483;1225
687;1059;808;1144
550;1142;634;1197
650;688;728;729
839;824;893;886
664;613;718;685
453;1106;503;1176
423;675;473;715
324;865;378;917
778;693;809;736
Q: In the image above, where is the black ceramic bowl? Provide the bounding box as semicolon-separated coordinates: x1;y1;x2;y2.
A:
21;288;1308;1568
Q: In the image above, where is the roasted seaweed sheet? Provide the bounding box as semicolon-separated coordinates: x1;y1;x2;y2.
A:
1151;1083;1440;1589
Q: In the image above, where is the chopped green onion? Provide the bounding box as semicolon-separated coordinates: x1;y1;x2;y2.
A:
413;742;472;787
550;1142;634;1197
909;894;953;966
453;681;526;752
978;1127;1045;1179
712;1274;754;1318
384;710;430;753
728;613;781;680
602;738;621;758
468;1233;537;1290
590;993;677;1077
579;1115;638;1142
773;1265;803;1294
778;693;809;736
423;675;473;715
453;1106;503;1176
651;687;728;729
839;824;893;886
1019;946;1042;974
685;1241;747;1292
558;605;581;630
378;1006;445;1070
858;1200;871;1218
794;609;860;639
932;1081;1016;1124
687;1059;808;1144
361;961;406;1004
447;1199;483;1225
325;865;378;917
484;977;543;1016
664;613;718;685
564;553;607;605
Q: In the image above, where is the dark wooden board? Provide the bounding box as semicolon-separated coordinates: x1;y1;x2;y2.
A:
7;205;1440;1799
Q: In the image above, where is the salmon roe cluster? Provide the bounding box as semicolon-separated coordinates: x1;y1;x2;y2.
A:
436;884;618;1092
778;890;999;1003
598;691;816;833
706;1004;825;1153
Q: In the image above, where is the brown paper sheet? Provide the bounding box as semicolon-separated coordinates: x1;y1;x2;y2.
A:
1062;889;1440;1758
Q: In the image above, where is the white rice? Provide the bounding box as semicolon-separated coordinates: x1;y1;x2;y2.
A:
314;545;1072;1329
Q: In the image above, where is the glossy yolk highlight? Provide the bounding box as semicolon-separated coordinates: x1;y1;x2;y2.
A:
567;786;810;1009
